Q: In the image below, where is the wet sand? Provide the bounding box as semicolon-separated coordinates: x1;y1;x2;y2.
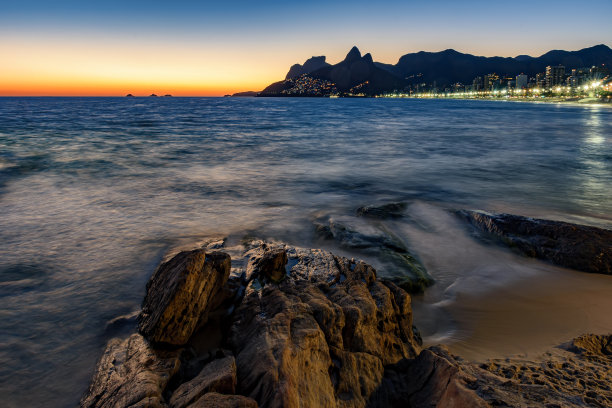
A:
398;201;612;362
441;266;612;361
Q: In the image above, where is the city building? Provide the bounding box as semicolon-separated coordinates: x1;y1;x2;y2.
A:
590;65;609;80
545;65;565;88
515;74;528;89
483;73;500;91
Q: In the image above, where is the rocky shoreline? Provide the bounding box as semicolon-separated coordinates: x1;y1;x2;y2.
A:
80;211;612;408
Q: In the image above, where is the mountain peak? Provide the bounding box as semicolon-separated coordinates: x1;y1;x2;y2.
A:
285;55;330;79
590;44;611;50
344;46;362;63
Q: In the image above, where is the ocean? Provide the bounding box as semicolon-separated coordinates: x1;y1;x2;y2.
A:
0;97;611;407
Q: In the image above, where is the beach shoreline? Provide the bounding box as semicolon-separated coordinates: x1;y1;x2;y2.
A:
80;219;612;407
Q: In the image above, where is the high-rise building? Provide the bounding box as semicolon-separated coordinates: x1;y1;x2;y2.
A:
515;74;528;89
483;73;499;91
590;65;609;80
545;65;565;88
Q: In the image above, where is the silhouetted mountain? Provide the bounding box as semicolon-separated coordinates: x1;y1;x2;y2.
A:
261;46;406;96
309;47;405;93
514;55;532;62
286;56;330;79
382;44;612;87
258;44;612;96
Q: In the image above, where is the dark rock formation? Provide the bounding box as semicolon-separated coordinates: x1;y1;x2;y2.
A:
138;250;231;345
457;210;612;274
80;334;181;408
314;217;434;292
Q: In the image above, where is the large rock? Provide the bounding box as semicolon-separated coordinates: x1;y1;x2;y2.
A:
230;246;420;408
458;210;612;274
80;333;181;408
138;250;231;345
170;356;237;408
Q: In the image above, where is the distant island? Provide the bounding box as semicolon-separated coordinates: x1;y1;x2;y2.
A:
236;44;612;100
125;94;172;97
231;91;259;97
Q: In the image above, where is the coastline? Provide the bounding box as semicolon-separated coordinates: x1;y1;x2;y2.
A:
243;93;612;108
436;265;612;361
388;95;612;107
80;211;612;407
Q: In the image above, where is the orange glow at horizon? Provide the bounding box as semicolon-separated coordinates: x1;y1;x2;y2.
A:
0;79;267;97
0;37;288;96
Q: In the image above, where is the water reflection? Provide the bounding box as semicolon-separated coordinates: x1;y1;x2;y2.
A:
572;106;612;216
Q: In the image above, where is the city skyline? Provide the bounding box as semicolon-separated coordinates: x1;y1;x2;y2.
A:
1;0;611;96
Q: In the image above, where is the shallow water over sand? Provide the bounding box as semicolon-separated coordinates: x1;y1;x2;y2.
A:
0;97;610;407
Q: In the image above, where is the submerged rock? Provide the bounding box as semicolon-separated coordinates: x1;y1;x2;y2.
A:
458;210;612;274
138;249;231;346
314;217;434;292
80;334;181;408
356;202;407;219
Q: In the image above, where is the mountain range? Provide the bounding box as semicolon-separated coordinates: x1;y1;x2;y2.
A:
255;44;612;96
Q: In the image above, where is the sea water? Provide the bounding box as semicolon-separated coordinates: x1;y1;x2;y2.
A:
0;97;610;406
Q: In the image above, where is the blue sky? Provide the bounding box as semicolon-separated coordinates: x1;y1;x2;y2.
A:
3;0;611;58
1;0;611;95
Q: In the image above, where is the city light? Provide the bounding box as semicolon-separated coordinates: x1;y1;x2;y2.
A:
384;63;609;100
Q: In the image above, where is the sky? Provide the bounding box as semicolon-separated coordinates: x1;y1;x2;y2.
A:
1;0;611;96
